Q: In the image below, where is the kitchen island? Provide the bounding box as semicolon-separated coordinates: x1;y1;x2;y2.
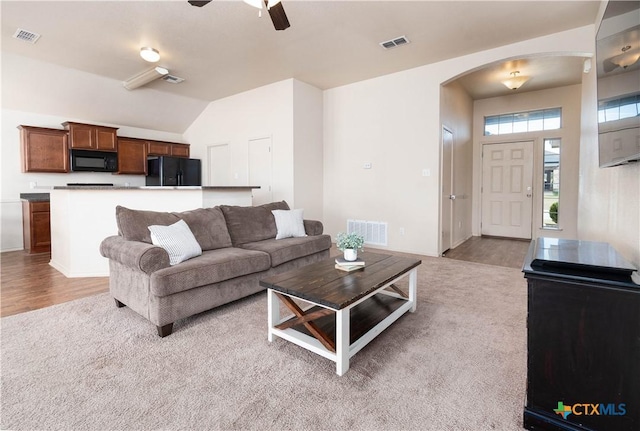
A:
50;186;259;277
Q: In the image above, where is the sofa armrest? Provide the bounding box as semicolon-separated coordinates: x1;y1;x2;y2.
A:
100;235;170;275
303;219;324;236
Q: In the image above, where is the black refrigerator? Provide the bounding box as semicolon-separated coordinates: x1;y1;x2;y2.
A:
146;157;201;186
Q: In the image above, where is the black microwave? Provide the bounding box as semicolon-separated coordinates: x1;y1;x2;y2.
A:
70;149;118;172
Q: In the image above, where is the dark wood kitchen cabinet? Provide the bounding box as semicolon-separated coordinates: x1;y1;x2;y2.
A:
117;137;148;175
22;200;51;254
19;126;69;173
147;140;190;158
62;122;118;152
522;238;639;431
170;143;190;158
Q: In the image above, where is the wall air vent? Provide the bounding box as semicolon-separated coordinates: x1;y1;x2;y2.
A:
379;35;410;50
13;28;41;44
347;219;388;246
162;75;185;84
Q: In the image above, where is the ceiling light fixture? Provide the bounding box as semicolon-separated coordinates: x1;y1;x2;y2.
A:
140;47;160;63
611;45;640;69
502;71;529;90
123;66;169;90
243;0;281;9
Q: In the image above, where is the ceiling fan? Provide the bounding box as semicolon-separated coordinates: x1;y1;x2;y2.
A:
188;0;290;31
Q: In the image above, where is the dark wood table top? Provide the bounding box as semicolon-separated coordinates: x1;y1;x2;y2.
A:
260;252;421;309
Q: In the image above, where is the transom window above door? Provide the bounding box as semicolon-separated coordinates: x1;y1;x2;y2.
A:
484;108;562;136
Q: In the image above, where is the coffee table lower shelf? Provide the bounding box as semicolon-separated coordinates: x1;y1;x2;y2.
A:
267;267;417;376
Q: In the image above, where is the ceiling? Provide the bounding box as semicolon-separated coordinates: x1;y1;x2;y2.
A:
1;0;601;104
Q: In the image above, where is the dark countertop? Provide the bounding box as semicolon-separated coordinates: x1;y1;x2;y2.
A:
20;193;50;202
52;186;260;190
523;237;639;289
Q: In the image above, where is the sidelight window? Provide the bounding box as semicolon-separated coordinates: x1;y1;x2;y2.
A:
542;138;561;228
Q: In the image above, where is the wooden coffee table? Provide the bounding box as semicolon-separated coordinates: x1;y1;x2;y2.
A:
259;252;421;375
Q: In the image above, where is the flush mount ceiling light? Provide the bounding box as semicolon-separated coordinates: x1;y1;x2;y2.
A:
140;47;160;63
611;45;640;69
123;66;169;90
502;71;529;90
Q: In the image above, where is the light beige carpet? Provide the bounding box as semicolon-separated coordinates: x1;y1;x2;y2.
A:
1;255;527;430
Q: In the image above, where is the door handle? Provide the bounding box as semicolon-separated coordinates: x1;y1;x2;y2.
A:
449;195;456;200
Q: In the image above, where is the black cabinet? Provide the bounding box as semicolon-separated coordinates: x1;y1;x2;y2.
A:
523;238;639;431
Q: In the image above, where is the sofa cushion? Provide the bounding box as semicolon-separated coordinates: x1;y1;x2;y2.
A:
272;209;307;239
241;234;332;267
220;201;290;246
116;206;180;244
149;248;271;297
148;220;203;266
172;207;232;251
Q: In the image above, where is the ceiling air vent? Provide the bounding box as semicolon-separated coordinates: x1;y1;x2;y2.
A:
379;35;410;50
162;75;185;84
13;28;41;44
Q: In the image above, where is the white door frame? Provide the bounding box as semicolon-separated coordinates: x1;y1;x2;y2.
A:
440;126;454;255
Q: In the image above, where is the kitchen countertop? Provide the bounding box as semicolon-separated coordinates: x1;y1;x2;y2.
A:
52;186;260;190
20;193;50;202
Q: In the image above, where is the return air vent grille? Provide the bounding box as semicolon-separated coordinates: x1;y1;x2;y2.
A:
347;219;388;246
379;36;410;50
162;75;185;84
13;28;41;44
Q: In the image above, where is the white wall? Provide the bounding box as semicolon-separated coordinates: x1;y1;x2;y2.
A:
323;25;595;257
578;50;640;267
0;109;185;251
293;80;324;221
440;81;474;248
472;84;583;241
183;78;324;218
183;79;295;203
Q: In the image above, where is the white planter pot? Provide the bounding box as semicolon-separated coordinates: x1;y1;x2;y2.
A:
343;249;358;261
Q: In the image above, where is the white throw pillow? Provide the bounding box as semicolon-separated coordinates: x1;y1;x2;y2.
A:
148;219;202;265
272;209;307;240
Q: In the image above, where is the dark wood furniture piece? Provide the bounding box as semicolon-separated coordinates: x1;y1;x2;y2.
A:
62;121;118;152
522;238;639;431
261;252;421;375
21;197;51;254
19;126;69;173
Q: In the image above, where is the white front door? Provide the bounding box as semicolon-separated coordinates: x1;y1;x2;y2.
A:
248;136;273;206
481;141;533;239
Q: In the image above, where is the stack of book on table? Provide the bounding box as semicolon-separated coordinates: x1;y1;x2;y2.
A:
335;257;366;272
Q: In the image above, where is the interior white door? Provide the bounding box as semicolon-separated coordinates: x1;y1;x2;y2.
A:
248;137;273;206
481;141;533;239
207;143;231;186
441;127;453;254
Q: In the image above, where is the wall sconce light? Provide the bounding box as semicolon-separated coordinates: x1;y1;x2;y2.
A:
502;71;529;90
123;66;169;90
140;47;160;63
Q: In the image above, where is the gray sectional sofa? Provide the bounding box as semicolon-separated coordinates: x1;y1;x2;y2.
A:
99;201;331;337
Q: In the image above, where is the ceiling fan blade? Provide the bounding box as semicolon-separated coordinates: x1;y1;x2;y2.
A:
188;0;212;7
266;1;290;31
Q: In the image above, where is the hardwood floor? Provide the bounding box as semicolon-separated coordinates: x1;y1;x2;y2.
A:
443;236;531;269
0;251;108;318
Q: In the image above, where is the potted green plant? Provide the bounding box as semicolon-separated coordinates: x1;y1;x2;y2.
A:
336;232;365;261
